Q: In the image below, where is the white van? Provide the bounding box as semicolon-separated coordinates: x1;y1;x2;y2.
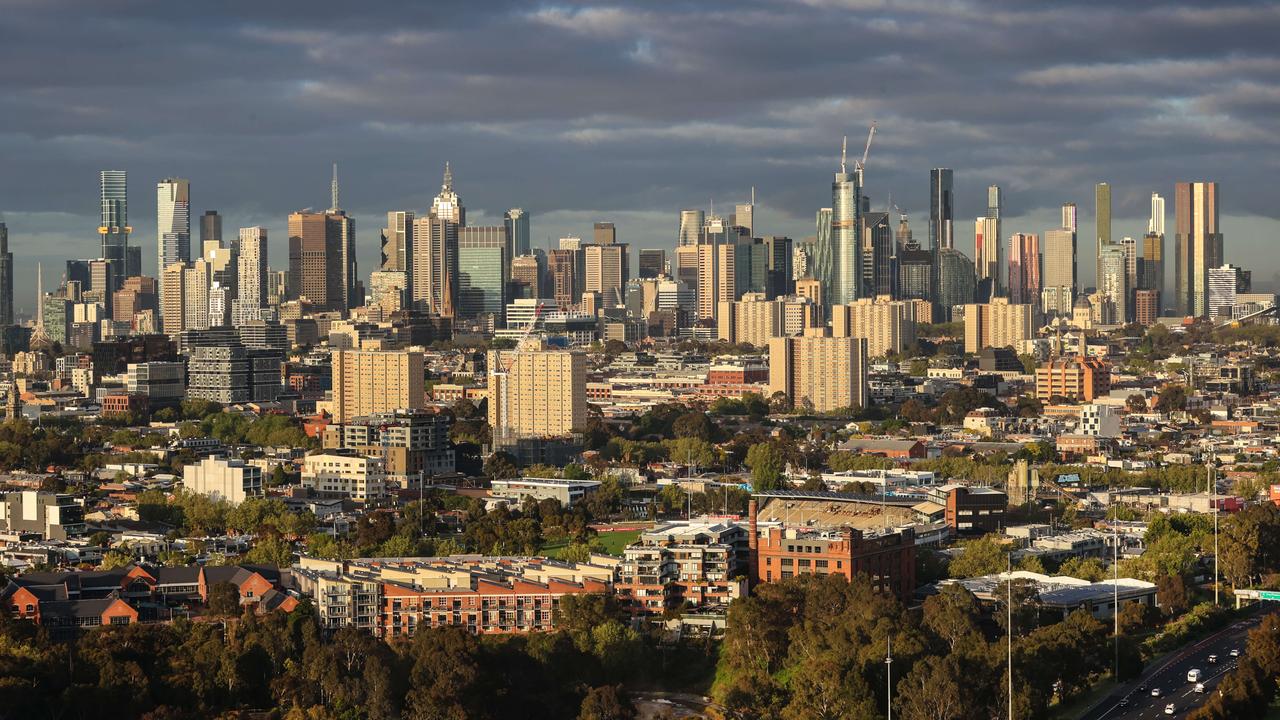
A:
1187;668;1202;683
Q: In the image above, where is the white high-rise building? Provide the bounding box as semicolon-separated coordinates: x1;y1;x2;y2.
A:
156;178;190;288
1149;193;1166;236
233;227;268;324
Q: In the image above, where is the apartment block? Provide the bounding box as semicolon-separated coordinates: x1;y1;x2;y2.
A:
330;349;425;423
768;335;868;412
617;520;749;614
487;340;586;440
182;456;263;505
1035;356;1111;402
322;410;455;485
0;491;86;540
302;451;388;502
963;298;1036;354
830;296;917;357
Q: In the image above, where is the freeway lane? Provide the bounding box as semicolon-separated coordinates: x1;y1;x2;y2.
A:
1079;608;1272;720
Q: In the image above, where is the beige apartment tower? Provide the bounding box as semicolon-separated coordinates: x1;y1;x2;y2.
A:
331;349;426;423
962;298;1036;354
768;335;867;413
488;341;587;439
830;296;917;357
717;294;816;347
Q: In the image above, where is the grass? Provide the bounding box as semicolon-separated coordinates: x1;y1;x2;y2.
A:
538;528;642;559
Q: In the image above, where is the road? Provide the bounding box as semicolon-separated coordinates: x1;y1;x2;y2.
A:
1079;609;1271;720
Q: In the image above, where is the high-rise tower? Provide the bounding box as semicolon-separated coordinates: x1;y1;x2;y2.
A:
831;137;861;305
100;170;134;286
929;169;954;251
156;178;191;291
0;222;11;326
505;208;530;258
1174;182;1222;318
1094;182;1112;287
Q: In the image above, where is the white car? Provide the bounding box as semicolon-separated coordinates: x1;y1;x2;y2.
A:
1208;654;1218;663
1230;648;1241;657
1187;668;1201;683
1195;683;1205;693
1165;703;1176;715
1151;687;1162;697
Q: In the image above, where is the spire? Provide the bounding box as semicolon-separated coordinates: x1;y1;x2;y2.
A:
840;136;848;174
442;162;453;192
330;163;340;212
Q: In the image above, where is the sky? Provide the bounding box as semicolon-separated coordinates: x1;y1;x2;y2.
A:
2;0;1279;317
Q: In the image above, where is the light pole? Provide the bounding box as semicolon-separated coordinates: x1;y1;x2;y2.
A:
886;635;893;720
1007;555;1014;720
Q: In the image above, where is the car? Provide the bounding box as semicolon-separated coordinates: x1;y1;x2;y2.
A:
1120;697;1130;707
1152;687;1162;697
1165;703;1176;715
1208;654;1218;663
1187;669;1202;683
1230;648;1241;657
1195;683;1205;693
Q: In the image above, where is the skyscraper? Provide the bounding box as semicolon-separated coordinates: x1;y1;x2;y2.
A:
200;210;222;246
456;226;509;322
288;206;354;314
812;208;835;307
678;209;704;247
1008;233;1040;305
1095;182;1112;286
592;221;616;246
156;179;191;289
431;162;464;225
1175;182;1222;318
832;139;861;305
1042;227;1077;317
412;165;467;315
733;192;754;237
977;186;1003;294
861;212;893;298
936;248;975;318
504;208;530;259
929;169;954;251
381;211;414;272
1098;245;1128;323
100;170;134;286
546;249;577;310
1146;193;1166;303
0;223;11;326
1061;202;1078;234
234;227;267;324
638;249;666;279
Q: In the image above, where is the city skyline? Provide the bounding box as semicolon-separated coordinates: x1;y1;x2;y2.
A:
2;1;1279;309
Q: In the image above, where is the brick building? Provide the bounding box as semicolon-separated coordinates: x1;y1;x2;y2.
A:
1035;356;1111;402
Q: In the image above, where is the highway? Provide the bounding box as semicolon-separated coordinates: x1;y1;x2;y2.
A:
1079;608;1271;720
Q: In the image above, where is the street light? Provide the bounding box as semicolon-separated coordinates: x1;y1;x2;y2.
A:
886;635;893;720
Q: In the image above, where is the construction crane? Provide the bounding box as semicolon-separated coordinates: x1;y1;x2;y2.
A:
854;121;877;184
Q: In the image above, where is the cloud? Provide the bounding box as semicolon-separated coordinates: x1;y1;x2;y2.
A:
0;0;1277;307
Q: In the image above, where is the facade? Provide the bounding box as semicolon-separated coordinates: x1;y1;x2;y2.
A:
411;216;457;315
456;226;509;323
294;556;613;637
831;155;860;305
0;491;85;540
1042;227;1076;305
861;212;893;298
126;361;186;408
617;520;748;614
1035;356;1111;401
1008;233;1041;305
1175;181;1223;317
490;478;601;506
99;170;135;285
0;223;10;326
288;210;356;313
186;344;283;403
330;349;426;423
678;209;705;247
768;335;868;412
812;208;835;307
182;456;263;505
322;410;455;484
234;227;268;324
962;298;1035;353
584;243;628;305
156;178;191;292
1098;245;1129;323
487;341;586;440
932;484;1007;536
753;524;916;601
929;168;954;250
546;249;577;310
716;294;816;348
1095;182;1112;287
302;451;387;502
638;248;665;279
381;210;414;273
1134;289;1160;326
1145;192;1166;304
1207;263;1249;320
935;248;975;319
504;208;530;259
830;296;916;357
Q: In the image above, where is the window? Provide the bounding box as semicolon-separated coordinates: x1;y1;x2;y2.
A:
780;558;793;566
110;616;130;626
815;559;829;569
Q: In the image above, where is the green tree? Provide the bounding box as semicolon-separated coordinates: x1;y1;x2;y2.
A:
207;581;241;616
1155;384;1188;413
745;442;785;492
947;534;1009;578
578;685;635;720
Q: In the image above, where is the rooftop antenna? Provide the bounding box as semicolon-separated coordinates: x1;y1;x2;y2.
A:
750;186;756;205
840;136;848;174
329;163;339;212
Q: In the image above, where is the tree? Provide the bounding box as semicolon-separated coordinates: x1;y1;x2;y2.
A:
1156;573;1190;617
483;451;520;481
1155;384;1188;413
1125;394;1148;413
1057;556;1108;582
745;442;785;492
578;685;635;720
947;534;1009;578
671;411;716;441
207;581;241;616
